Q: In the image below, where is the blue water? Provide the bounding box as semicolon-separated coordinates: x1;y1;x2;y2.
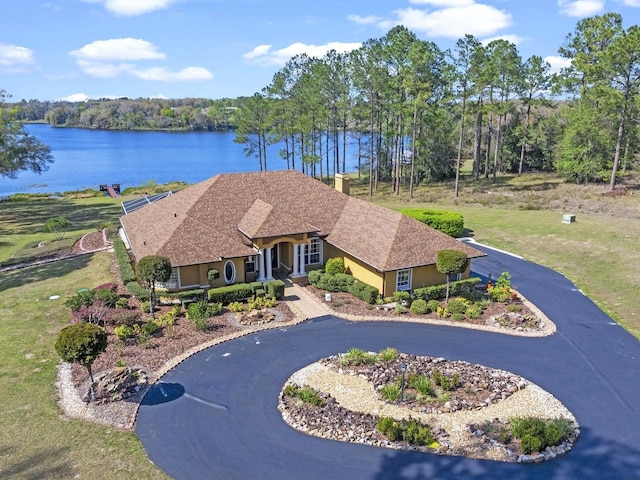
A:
1;124;359;196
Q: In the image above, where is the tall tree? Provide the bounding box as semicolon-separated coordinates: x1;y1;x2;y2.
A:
234;93;272;171
517;56;552;176
451;35;481;196
1;91;54;179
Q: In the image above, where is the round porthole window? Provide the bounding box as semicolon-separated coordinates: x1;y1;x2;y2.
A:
224;260;236;284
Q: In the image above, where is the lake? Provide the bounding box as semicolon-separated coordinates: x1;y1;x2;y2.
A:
1;124;360;197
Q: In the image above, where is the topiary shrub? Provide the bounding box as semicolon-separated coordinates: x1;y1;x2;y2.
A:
264;279;285;299
325;257;346;275
410;299;429;315
55;323;107;400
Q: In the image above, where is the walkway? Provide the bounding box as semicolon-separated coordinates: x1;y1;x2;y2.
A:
136;244;640;480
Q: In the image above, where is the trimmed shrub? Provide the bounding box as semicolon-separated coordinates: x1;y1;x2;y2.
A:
325;257;345;275
349;281;379;304
307;269;323;285
399;208;464;237
465;304;483;319
208;283;254;304
426;299;441;313
113;238;136;284
250;281;263;292
264;279;285;299
317;273;355;292
414;278;481;301
111;310;140;327
410;299;429;315
446;298;468;315
125;281;150;301
377;417;435;446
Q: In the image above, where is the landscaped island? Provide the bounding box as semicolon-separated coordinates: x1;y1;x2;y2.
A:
280;348;579;463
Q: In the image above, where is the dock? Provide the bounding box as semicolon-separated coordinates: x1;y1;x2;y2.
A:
100;183;121;198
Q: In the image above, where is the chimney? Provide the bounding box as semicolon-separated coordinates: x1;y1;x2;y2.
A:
334;173;350;196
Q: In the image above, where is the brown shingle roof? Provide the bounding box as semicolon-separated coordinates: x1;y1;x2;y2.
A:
120;170;484;269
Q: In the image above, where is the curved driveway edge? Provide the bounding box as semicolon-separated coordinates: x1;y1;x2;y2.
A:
136;244;640;480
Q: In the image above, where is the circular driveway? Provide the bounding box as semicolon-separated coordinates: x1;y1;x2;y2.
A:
136;244;640;479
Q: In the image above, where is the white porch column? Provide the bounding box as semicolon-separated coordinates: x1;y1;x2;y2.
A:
298;243;306;275
292;244;300;276
257;248;266;282
265;247;274;280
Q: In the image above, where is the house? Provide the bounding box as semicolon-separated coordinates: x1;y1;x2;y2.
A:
119;170;485;297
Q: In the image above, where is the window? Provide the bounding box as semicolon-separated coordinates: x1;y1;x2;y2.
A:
447;273;462;283
224;260;236;285
396;269;412;291
305;238;322;265
245;256;256;274
157;267;179;290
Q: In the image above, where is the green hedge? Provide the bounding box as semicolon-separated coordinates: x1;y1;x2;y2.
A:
125;281;150;301
413;278;480;301
113;238;136;284
349;281;379;304
264;279;285;299
208;283;254;304
159;289;205;302
307;269;323;285
399;208;464;237
316;273;355;292
250;281;264;292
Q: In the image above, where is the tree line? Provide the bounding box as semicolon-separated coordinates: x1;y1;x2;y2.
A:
233;13;639;194
13;97;243;131
5;13;639;192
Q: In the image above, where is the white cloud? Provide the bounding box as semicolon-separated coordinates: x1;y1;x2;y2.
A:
70;38;165;61
69;38;212;82
409;0;474;5
0;43;35;72
557;0;605;17
243;45;272;60
83;0;176;16
481;34;525;46
615;0;640;5
244;41;362;67
57;93;90;102
132;66;213;81
346;14;385;25
544;55;573;73
389;4;512;38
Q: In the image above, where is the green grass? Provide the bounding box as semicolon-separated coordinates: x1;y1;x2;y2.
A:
0;252;166;479
351;172;640;338
0;196;123;266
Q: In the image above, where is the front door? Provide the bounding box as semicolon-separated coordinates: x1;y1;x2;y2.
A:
271;243;280;271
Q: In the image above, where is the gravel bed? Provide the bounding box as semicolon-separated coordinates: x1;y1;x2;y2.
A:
280;353;579;463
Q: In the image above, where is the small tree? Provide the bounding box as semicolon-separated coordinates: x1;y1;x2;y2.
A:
55;323;107;401
43;217;72;241
136;255;172;318
436;249;469;303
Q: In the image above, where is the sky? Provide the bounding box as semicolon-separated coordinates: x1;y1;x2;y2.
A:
1;0;639;102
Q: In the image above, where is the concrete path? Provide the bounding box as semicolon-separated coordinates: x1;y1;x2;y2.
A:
136;244;640;480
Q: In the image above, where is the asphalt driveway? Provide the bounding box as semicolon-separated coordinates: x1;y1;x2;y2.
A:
136;243;640;479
